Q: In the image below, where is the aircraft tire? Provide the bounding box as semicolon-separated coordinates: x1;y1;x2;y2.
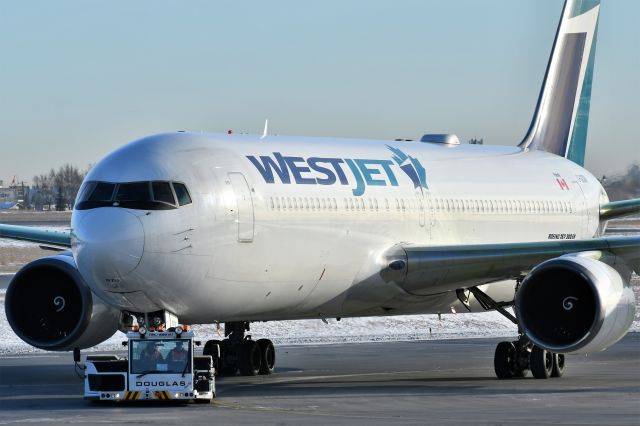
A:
530;346;553;379
494;341;519;379
238;339;261;376
551;353;565;378
219;339;238;375
203;339;222;373
257;338;275;375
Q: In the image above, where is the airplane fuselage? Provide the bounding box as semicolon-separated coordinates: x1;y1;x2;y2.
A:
70;132;605;324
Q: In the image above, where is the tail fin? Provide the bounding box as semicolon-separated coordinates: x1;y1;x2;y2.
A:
519;0;600;166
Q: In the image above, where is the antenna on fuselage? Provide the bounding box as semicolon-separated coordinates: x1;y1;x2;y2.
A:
261;119;269;139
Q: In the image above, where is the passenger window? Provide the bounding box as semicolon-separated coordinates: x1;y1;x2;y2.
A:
116;182;151;201
152;182;176;205
173;183;192;206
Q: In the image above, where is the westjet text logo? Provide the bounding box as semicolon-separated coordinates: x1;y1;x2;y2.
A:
246;146;427;196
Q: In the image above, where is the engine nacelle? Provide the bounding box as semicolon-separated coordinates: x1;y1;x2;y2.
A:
515;255;635;354
5;254;121;351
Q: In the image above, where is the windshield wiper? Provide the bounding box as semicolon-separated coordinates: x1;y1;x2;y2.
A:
181;361;190;377
136;370;162;378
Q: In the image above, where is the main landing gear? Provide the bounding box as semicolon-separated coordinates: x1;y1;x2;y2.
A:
465;286;565;380
493;337;565;379
203;322;275;376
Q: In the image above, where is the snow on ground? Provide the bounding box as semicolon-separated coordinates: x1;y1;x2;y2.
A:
0;286;518;355
2;274;639;355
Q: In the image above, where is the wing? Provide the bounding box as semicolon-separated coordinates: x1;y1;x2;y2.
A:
600;198;640;220
0;223;72;249
395;235;640;295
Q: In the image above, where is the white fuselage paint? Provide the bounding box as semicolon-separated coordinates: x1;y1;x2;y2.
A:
71;132;604;323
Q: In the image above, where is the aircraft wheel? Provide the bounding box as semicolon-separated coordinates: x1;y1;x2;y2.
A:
494;341;520;379
257;338;275;375
530;346;553;379
551;353;565;378
238;339;261;376
219;339;238;375
203;340;222;373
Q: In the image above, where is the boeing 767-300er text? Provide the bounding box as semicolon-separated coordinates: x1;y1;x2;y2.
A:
2;0;639;379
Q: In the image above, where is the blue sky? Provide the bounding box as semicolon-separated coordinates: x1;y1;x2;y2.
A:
0;0;638;185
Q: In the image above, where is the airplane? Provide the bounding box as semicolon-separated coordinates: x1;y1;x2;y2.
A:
1;0;639;380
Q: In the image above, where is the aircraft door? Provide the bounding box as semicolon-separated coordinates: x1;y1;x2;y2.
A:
415;188;425;227
425;191;434;241
228;172;254;242
573;176;590;235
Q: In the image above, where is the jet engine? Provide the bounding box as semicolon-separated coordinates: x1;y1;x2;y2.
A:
5;254;121;351
515;255;635;354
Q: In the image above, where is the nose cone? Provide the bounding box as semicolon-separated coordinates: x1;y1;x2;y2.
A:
73;209;145;284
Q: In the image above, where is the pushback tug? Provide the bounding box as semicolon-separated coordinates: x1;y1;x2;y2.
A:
82;324;216;403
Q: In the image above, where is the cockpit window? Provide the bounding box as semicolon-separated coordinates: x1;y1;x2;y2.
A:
89;183;116;201
75;181;191;211
173;183;192;206
152;182;176;205
116;183;151;202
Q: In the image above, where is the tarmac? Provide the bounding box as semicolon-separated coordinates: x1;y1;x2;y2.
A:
0;334;639;425
1;219;639;424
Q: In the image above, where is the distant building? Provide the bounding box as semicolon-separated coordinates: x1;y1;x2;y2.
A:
0;183;30;209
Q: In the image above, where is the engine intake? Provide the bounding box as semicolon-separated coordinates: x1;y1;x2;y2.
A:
515;255;635;354
5;254;121;351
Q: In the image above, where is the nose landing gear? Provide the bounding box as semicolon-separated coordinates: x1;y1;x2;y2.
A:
203;322;275;376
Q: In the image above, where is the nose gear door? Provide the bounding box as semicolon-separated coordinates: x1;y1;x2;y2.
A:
227;172;254;242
